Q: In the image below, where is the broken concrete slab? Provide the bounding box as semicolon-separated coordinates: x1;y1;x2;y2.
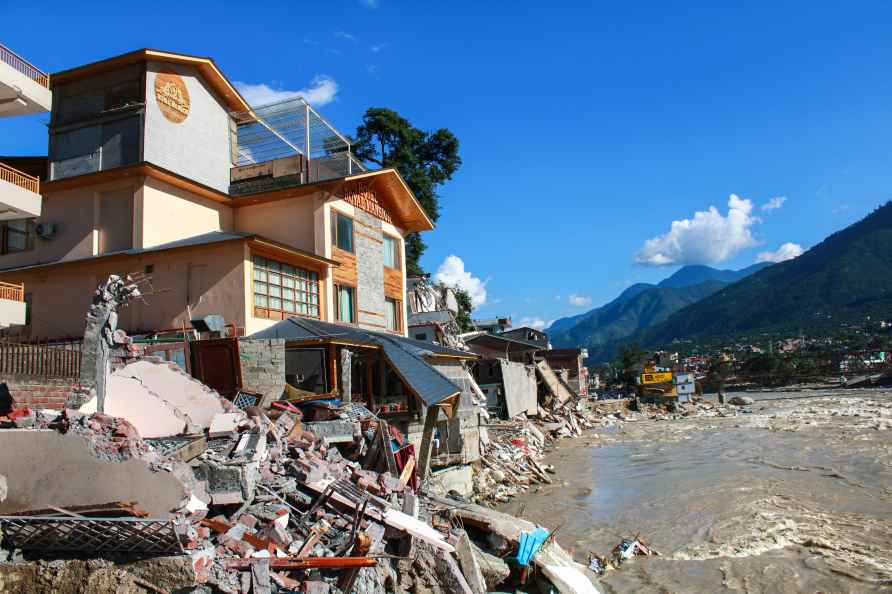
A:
429;465;474;498
500;360;538;417
114;359;230;429
80;374;187;438
470;541;510;591
209;412;244;437
0;430;186;516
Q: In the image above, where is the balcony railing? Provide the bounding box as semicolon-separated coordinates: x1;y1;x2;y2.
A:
0;162;39;193
0;338;82;380
0;44;49;88
0;281;24;302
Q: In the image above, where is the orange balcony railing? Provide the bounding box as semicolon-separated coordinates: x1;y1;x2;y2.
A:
0;44;49;88
0;162;39;193
0;281;24;302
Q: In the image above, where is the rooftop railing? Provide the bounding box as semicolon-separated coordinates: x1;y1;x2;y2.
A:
0;44;49;88
0;281;24;302
233;96;365;184
0;162;39;193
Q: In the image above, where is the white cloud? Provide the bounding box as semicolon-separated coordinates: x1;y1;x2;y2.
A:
761;196;787;211
568;294;592;307
360;0;379;7
517;316;547;331
434;255;487;307
235;76;338;107
370;43;387;53
756;242;804;263
634;194;759;267
334;30;357;42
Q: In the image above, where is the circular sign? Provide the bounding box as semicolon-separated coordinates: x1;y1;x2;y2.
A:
154;71;190;124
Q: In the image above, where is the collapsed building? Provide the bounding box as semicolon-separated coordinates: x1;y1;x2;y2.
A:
0;272;601;593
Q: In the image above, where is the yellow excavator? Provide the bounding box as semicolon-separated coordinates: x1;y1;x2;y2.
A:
636;362;676;402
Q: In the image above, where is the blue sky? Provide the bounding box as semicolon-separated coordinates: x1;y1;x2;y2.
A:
3;1;892;328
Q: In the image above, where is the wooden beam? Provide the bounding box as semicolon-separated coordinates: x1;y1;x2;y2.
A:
328;343;338;395
416;406;440;481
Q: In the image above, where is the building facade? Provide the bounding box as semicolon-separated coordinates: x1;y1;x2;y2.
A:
0;43;50;327
0;49;432;338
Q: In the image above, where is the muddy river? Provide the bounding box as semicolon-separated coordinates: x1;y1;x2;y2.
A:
499;390;892;593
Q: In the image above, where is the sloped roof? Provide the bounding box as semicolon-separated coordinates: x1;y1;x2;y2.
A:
50;48;250;112
249;317;473;408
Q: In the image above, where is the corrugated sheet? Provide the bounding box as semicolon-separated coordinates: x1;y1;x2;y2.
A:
250;318;464;407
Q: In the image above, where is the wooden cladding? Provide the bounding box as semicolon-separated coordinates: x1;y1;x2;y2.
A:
0;281;24;302
384;267;403;300
332;246;357;287
0;162;39;193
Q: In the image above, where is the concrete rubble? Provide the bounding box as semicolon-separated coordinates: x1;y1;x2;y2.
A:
0;360;606;594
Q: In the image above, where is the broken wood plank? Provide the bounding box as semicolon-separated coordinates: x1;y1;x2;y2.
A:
378;420;400;478
398;456;416;489
304;479;454;553
455;530;487;594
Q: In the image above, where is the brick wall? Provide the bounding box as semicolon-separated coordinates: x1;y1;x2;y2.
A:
238;338;285;407
1;378;79;412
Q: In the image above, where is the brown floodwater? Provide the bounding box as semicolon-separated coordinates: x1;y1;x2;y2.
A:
499;390;892;594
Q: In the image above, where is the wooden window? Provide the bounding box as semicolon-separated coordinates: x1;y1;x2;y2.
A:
335;284;356;324
331;211;354;253
253;255;320;319
383;234;400;269
385;297;401;332
0;220;35;254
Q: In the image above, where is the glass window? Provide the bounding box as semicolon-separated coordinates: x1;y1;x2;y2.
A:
253;255;320;319
1;220;34;254
336;285;355;323
383;235;400;269
333;212;354;253
385;298;400;332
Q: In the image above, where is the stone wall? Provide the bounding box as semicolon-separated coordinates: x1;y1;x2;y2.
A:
1;379;78;411
238;338;285;407
354;209;386;331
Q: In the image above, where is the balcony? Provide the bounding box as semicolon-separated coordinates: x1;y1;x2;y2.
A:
230;97;365;195
0;162;41;219
0;43;51;117
0;281;26;328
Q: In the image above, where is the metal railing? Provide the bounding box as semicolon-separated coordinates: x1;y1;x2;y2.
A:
0;338;82;379
0;44;49;88
0;281;23;302
0;162;39;193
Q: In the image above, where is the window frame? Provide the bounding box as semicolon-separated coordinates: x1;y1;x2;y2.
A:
0;220;35;255
331;210;355;254
385;297;402;332
334;283;357;324
252;255;321;320
383;233;401;270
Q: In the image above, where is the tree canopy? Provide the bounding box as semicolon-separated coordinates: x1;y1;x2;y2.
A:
353;108;461;275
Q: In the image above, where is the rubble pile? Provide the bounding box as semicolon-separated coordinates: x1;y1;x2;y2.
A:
0;386;600;594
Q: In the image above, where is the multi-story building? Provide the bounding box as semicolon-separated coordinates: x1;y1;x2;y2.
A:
0;48;432;338
0;43;50;328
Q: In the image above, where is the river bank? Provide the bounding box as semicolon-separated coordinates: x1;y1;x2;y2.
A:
498;389;892;593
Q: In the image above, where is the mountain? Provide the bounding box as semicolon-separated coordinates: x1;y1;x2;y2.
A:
548;283;654;335
641;202;892;344
550;281;728;355
657;263;771;289
547;264;768;354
